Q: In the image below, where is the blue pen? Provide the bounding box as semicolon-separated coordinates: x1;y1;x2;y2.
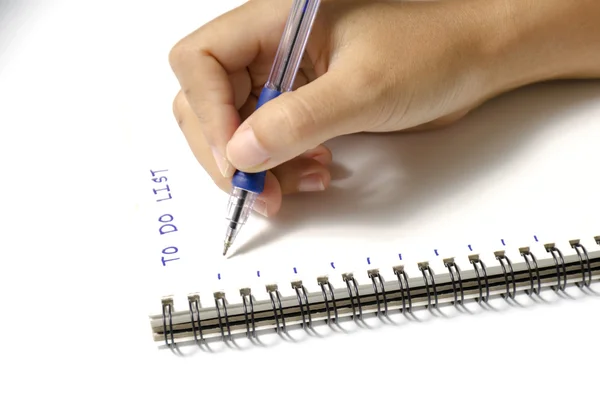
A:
222;0;322;255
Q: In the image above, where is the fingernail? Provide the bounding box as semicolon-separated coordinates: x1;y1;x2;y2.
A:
227;125;270;169
298;174;325;192
254;199;268;217
211;146;233;178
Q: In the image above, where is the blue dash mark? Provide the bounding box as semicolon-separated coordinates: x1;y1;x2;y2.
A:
218;273;221;280
501;239;506;246
331;262;335;269
293;267;297;274
534;235;539;242
434;249;439;256
398;253;402;260
468;244;473;251
367;257;371;265
257;270;260;277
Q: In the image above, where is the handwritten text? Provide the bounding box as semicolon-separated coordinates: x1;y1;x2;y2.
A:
150;169;180;266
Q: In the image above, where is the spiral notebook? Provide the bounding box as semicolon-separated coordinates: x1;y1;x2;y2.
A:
134;81;600;352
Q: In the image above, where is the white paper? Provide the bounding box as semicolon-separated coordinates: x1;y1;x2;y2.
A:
3;1;600;396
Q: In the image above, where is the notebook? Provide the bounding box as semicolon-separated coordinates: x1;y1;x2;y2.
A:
134;76;600;353
7;1;599;396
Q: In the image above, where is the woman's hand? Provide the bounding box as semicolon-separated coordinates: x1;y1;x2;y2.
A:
169;0;600;216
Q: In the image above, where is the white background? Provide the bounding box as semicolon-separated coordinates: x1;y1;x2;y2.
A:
1;1;599;396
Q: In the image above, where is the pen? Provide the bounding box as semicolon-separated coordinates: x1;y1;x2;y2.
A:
223;0;322;255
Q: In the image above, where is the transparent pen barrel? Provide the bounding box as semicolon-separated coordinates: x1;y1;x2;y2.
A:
266;0;321;92
225;187;258;231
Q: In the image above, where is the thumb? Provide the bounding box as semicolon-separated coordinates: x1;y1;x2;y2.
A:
225;70;367;172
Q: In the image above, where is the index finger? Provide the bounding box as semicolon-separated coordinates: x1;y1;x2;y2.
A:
168;0;291;152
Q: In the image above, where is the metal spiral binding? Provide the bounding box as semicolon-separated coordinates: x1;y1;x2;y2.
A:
519;247;541;296
161;297;175;346
368;269;388;316
153;236;600;349
495;251;516;299
570;240;591;288
267;284;286;333
545;243;567;292
443;258;464;306
342;273;362;320
318;276;338;324
187;294;204;344
292;281;312;329
393;265;412;313
214;292;232;341
469;254;490;303
418;262;438;309
240;288;256;338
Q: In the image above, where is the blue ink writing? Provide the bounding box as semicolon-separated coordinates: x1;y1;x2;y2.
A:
293;267;297;274
367;257;371;265
501;239;506;246
218;273;221;280
151;169;172;202
158;214;178;235
257;270;261;277
150;169;168;177
330;262;335;269
434;249;439;256
161;246;180;266
468;244;472;251
153;185;172;202
150;169;180;267
534;235;538;242
398;253;402;260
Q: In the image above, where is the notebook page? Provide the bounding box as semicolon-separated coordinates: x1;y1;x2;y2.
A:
127;0;600;362
135;77;600;328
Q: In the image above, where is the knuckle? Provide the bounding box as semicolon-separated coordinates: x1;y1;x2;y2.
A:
168;38;196;73
172;91;187;128
168;41;185;72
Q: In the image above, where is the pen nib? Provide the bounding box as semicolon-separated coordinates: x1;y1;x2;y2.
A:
223;242;230;256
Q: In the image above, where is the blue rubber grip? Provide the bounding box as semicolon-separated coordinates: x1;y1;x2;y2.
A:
231;86;281;193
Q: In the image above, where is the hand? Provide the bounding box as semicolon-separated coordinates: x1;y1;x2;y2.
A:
169;0;600;216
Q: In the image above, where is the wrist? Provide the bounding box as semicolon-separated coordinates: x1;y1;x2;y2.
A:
456;0;549;99
467;0;600;97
